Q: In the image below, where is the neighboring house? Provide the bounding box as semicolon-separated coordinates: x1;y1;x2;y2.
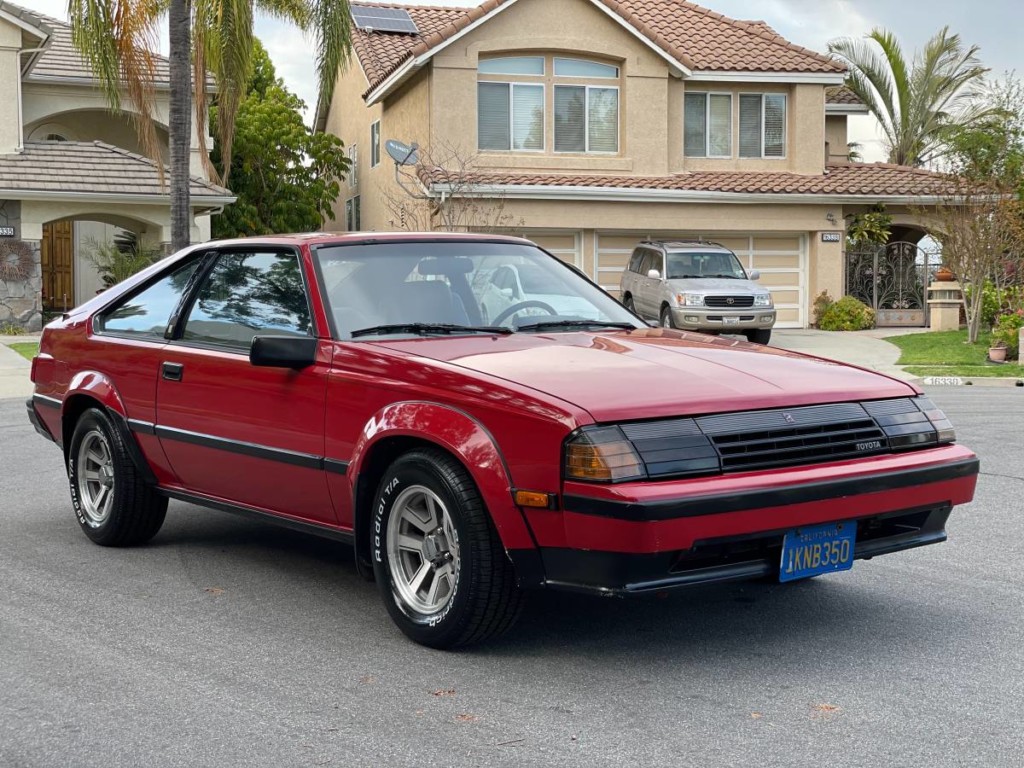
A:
0;1;234;330
318;0;949;329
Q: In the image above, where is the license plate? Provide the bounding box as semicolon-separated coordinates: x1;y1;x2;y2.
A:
779;521;856;583
722;316;740;325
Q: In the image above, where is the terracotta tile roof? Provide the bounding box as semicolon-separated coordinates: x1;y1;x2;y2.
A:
422;163;953;198
0;142;234;203
352;0;845;99
826;86;865;106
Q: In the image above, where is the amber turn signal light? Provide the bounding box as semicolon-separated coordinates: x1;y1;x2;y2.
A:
514;490;552;508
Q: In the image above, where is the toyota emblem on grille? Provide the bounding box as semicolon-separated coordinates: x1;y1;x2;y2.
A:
726;297;735;305
783;412;796;424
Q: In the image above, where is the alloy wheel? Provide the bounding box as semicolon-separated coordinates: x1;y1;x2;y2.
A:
387;485;461;615
76;429;115;527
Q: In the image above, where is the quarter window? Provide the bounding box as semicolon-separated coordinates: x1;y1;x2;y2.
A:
181;251;312;350
739;93;787;158
684;92;732;158
95;258;201;338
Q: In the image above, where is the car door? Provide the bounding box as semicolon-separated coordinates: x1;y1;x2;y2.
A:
637;249;663;319
154;247;336;524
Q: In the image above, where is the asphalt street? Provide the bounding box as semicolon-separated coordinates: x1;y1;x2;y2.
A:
1;387;1021;768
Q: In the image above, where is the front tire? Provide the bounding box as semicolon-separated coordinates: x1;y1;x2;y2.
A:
622;294;636;313
67;408;167;546
371;448;522;649
660;306;676;329
745;329;772;345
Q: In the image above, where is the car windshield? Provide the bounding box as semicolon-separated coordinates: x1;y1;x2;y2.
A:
315;240;644;339
666;251;747;280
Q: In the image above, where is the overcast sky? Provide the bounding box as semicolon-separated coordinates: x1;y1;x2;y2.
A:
20;0;1023;161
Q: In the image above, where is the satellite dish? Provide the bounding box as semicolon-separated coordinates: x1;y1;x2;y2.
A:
385;139;419;166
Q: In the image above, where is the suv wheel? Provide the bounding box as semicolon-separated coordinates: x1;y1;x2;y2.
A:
745;329;772;345
372;448;523;648
622;295;635;312
660;306;676;329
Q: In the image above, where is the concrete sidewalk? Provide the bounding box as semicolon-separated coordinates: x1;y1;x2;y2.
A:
770;328;918;383
0;335;37;400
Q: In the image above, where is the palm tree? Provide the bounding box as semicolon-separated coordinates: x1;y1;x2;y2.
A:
828;27;989;167
68;0;352;250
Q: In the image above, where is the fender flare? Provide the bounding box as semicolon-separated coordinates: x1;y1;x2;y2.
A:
62;371;156;485
347;401;539;579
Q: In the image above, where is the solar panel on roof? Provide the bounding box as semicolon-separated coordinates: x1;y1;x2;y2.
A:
351;6;419;34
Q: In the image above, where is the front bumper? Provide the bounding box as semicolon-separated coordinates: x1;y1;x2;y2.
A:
511;445;978;594
670;306;776;331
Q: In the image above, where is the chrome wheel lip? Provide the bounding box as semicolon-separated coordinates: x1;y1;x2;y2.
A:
76;429;114;527
386;485;461;616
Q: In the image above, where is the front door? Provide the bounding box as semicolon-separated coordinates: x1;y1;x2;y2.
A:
155;248;335;524
41;221;74;312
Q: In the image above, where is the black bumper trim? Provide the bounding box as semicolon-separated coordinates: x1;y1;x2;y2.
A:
564;457;978;522
26;398;56;443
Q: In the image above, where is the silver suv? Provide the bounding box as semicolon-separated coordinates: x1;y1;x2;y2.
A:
619;240;776;344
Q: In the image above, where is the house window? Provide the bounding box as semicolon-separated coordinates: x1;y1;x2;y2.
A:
684;93;732;158
370;121;380;167
345;196;361;231
349;145;358;187
477;54;619;154
554;85;618;153
739;94;787;158
478;82;544;151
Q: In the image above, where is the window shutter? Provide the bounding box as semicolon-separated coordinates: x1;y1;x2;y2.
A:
478;82;511;150
709;94;731;156
764;94;786;157
588;87;618;152
512;85;544;150
684;93;707;157
739;94;762;158
555;86;586;152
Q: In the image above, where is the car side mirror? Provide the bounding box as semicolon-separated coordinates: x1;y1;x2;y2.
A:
748;269;761;281
250;335;318;369
647;268;661;280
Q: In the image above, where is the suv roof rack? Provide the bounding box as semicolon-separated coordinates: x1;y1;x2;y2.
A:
640;238;730;250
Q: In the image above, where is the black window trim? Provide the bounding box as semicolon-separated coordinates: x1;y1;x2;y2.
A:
167;244;319;356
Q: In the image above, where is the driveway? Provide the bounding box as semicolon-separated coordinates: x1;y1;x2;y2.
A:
0;338;33;400
771;328;917;381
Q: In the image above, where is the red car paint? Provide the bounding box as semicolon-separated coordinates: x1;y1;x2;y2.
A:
28;233;979;595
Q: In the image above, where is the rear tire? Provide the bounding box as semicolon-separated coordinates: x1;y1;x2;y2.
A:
623;295;635;313
745;329;772;345
371;448;523;649
660;306;676;329
67;408;167;547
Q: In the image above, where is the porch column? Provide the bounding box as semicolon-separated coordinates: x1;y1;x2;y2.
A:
0;200;43;331
808;232;844;325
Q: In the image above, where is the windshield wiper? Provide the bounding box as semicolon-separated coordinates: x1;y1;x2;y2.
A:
704;274;742;279
515;320;638;333
351;323;513;338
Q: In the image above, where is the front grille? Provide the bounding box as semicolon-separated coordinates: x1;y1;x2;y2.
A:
704;295;754;308
615;399;940;480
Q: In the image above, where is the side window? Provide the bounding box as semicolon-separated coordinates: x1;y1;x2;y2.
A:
96;258;201;338
650;252;664;276
627;248;645;274
181;251;311;350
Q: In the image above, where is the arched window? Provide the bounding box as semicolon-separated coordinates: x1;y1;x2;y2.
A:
477;54;620;155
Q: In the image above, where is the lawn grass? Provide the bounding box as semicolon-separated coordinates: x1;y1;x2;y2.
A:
8;342;38;361
888;329;1022;378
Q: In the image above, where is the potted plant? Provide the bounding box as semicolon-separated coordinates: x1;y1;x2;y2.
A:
935;265;956;282
988;339;1008;363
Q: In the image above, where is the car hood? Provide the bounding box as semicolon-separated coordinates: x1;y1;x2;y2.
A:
376;329;918;423
666;277;767;294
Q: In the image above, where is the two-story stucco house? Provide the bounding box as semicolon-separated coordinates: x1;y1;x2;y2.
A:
0;1;234;330
318;0;949;328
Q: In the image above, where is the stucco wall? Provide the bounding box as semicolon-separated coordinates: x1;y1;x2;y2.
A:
0;17;21;154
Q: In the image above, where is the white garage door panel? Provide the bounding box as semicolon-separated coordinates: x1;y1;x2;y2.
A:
595;231;807;328
527;231;583;268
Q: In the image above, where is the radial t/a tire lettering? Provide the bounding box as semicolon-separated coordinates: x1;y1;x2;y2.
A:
67;408;167;547
371;447;523;649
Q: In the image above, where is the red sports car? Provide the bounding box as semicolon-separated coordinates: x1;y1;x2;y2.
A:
27;233;979;648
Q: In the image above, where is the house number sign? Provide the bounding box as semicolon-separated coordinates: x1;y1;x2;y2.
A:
821;232;842;243
0;226;15;237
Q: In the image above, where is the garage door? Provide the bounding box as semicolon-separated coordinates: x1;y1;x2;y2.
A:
595;232;807;328
525;230;583;268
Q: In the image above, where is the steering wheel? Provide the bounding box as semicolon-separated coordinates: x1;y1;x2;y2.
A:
492;300;558;326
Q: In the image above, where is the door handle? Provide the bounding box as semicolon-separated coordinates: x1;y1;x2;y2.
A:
161;362;184;382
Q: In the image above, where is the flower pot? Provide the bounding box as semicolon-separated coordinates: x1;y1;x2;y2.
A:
989;346;1007;363
935;266;955;282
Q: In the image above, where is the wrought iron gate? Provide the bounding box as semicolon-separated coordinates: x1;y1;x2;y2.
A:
844;241;940;327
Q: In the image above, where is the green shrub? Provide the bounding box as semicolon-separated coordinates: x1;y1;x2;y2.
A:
818;296;876;331
83;232;161;289
812;291;835;327
967;283;1024;328
992;309;1024;359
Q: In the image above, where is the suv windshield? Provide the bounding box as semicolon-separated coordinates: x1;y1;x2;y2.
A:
315;241;643;339
666;251;747;280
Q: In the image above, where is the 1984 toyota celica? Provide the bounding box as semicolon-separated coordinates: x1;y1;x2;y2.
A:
27;233;979;648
